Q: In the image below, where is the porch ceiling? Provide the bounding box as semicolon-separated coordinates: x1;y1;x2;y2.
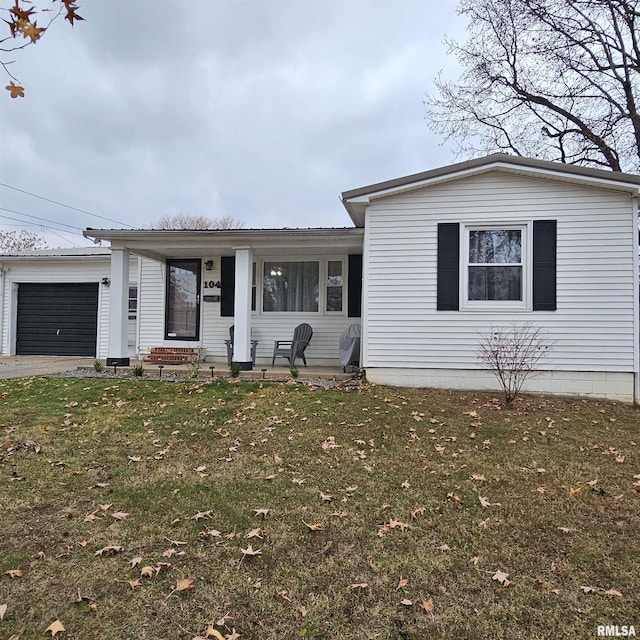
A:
84;228;364;261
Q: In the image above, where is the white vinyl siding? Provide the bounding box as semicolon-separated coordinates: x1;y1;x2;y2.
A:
363;171;636;374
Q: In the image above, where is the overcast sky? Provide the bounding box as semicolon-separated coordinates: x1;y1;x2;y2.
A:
0;0;467;248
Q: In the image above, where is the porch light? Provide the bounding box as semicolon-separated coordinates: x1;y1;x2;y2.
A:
205;260;214;271
270;267;282;277
101;277;111;286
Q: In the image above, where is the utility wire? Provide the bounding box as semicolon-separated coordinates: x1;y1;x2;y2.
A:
0;181;135;228
0;205;83;231
0;211;85;236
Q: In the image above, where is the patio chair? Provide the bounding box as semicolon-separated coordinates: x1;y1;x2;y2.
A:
272;323;313;367
225;325;258;365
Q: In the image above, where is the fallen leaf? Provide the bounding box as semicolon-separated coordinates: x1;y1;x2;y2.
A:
191;510;213;520
0;603;6;620
492;569;510;585
226;630;241;640
94;545;123;556
111;511;129;521
4;569;22;578
303;521;323;531
175;577;195;592
419;598;435;613
350;583;368;590
319;492;332;502
215;613;233;626
140;566;155;578
44;619;65;636
400;598;413;606
205;629;225;640
253;508;269;518
240;545;262;556
128;578;142;589
396;577;409;590
401;480;411;489
603;588;623;597
129;556;143;568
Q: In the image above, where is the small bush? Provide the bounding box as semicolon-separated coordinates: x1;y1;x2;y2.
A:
477;322;553;404
132;363;145;377
93;359;104;372
230;362;241;378
289;366;300;379
187;363;200;379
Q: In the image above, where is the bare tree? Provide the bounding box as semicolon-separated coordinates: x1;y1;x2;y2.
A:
0;229;47;251
152;214;244;230
426;0;640;172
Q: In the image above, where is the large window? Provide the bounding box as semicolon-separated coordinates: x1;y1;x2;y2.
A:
165;259;200;339
467;228;523;302
263;261;319;312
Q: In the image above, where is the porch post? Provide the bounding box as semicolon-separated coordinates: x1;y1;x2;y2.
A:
233;246;253;370
107;247;130;367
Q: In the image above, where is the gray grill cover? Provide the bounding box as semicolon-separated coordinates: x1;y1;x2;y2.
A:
339;323;361;367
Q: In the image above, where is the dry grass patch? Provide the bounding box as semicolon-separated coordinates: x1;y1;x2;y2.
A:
0;376;638;639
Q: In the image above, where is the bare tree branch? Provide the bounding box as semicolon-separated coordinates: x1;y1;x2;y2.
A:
426;0;640;172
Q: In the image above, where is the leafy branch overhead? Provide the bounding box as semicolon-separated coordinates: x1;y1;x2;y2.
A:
2;0;83;98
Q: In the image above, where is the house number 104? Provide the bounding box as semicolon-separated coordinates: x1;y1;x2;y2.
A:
204;281;221;289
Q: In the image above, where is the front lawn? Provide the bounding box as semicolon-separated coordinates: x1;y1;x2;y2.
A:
0;377;638;639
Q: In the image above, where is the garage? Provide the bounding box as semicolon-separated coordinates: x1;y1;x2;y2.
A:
16;283;99;356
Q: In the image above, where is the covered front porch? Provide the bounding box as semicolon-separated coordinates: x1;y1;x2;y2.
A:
84;228;364;371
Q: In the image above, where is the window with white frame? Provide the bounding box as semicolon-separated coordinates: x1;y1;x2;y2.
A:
128;286;138;320
326;260;343;312
263;261;319;312
466;227;524;302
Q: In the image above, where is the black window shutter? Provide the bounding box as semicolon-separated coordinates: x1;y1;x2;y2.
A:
437;223;460;310
347;254;363;318
533;220;557;311
220;256;235;317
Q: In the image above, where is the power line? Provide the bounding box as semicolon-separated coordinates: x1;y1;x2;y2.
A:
0;181;135;228
0;205;83;231
0;210;85;236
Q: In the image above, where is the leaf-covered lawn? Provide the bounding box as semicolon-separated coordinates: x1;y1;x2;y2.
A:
1;376;638;639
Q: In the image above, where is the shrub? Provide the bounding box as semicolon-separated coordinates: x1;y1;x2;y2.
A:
477;322;553;404
132;363;145;377
187;362;200;379
93;359;104;372
289;366;300;379
229;362;241;378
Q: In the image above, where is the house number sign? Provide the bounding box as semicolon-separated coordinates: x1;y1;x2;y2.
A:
203;280;221;289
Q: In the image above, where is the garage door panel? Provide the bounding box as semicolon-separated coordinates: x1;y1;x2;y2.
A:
16;283;98;356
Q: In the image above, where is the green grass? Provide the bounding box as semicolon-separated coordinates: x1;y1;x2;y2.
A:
0;376;638;639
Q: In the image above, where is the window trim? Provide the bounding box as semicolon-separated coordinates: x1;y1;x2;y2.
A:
460;222;531;311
